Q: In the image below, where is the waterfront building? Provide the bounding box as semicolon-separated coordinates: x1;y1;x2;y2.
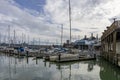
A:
73;34;101;51
101;20;120;66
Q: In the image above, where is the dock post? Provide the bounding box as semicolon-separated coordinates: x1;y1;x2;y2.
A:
113;31;116;63
78;53;80;60
94;53;96;59
58;53;61;62
116;54;118;66
9;50;11;56
26;51;29;57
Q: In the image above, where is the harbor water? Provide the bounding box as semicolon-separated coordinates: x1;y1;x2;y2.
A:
0;53;120;80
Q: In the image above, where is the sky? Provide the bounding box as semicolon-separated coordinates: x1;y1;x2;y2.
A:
0;0;120;44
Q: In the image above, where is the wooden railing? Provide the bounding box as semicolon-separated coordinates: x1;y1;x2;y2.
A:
101;21;119;40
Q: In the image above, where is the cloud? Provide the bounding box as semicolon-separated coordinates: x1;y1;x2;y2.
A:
0;0;63;44
1;0;120;44
44;0;120;38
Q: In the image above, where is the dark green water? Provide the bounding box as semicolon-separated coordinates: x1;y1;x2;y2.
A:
0;53;120;80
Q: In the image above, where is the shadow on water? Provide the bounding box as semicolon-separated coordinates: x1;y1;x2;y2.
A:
0;53;120;80
98;59;120;80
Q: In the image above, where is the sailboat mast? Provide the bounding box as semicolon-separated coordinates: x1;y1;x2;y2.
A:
69;0;72;43
27;35;29;45
61;24;63;46
22;33;23;47
8;25;10;47
4;33;6;44
13;30;16;47
33;38;35;45
39;38;40;46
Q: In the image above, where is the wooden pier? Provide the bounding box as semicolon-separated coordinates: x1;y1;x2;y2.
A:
48;53;96;63
0;47;97;63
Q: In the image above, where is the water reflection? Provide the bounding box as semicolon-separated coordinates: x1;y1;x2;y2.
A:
99;59;120;80
0;53;120;80
54;61;98;80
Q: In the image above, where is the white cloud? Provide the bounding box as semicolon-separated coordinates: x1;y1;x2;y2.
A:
44;0;120;39
0;0;63;44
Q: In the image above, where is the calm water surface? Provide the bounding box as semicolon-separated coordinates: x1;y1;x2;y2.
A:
0;53;120;80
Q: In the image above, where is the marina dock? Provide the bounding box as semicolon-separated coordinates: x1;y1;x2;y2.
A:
0;0;120;80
